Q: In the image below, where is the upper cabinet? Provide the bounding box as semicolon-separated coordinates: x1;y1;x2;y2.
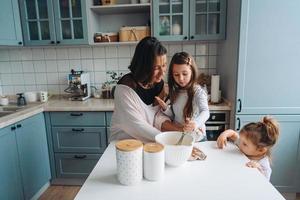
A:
19;0;88;45
152;0;226;41
0;0;23;46
87;0;150;44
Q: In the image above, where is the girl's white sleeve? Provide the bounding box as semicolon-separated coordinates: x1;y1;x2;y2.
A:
193;87;210;127
113;85;161;142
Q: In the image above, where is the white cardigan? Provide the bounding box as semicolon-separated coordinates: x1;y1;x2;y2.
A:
110;84;167;143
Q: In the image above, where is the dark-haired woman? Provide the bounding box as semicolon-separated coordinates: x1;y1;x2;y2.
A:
110;37;170;143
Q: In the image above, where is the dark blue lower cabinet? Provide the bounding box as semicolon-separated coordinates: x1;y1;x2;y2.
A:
0;126;23;200
55;153;101;178
0;113;50;200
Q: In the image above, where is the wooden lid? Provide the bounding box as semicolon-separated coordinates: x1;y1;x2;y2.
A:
115;139;143;152
144;143;164;153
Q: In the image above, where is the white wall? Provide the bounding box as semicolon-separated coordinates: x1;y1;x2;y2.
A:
0;42;219;95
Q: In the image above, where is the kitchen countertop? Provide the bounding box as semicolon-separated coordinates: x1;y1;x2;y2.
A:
0;96;230;129
75;141;284;200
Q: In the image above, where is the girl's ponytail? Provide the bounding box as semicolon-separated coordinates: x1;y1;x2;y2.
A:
261;116;280;146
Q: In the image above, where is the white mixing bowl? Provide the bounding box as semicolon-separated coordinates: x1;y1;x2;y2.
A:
155;131;194;167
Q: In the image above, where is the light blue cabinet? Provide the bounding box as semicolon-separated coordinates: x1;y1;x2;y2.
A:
152;0;226;41
0;0;23;45
235;115;300;192
16;113;51;200
0;126;23;200
19;0;88;45
210;0;300;193
236;0;300;115
0;113;51;199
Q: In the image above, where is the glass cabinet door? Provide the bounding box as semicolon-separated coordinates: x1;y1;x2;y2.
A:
190;0;226;40
19;0;56;45
153;0;189;41
53;0;88;45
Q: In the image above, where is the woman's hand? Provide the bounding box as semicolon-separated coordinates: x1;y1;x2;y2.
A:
155;96;167;110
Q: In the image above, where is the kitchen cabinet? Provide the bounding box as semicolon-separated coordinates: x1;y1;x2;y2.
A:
45;111;110;185
0;0;23;46
152;0;226;41
87;0;150;44
236;115;300;192
0;126;23;200
218;0;300;192
19;0;88;45
0;113;51;200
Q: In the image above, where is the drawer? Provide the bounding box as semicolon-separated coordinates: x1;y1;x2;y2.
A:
55;153;101;178
106;112;113;126
50;112;106;126
52;127;107;153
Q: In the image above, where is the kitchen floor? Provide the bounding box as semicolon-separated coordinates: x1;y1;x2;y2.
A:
39;186;80;200
39;186;300;200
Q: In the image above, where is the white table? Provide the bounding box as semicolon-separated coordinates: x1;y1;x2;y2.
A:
75;141;285;200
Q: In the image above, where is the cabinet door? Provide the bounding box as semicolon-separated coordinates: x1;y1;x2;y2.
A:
153;0;189;41
19;0;56;45
0;0;23;45
235;115;300;192
236;0;300;114
16;113;51;200
0;126;23;200
190;0;226;40
52;0;88;45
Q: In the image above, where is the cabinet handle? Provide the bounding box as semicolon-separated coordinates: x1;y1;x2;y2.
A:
183;36;188;40
190;36;194;39
72;128;84;132
74;155;87;159
236;117;241;131
70;113;83;116
18;41;22;45
56;41;61;44
16;124;22;128
50;41;55;44
237;99;242;113
11;126;16;131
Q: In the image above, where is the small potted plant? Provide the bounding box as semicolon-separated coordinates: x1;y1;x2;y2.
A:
101;71;123;99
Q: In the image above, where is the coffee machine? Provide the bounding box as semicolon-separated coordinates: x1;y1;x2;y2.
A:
64;69;91;101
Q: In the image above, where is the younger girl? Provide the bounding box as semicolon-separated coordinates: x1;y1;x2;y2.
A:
217;116;280;180
156;52;210;142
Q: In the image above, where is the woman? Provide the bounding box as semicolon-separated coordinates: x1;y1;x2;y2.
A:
110;37;170;143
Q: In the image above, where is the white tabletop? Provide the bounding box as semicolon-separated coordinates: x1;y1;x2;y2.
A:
75;141;284;200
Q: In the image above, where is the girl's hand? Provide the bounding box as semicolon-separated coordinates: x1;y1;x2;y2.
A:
183;118;197;133
246;161;261;169
216;131;228;149
155;96;167;111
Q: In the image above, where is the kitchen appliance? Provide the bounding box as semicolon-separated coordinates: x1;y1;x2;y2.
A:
205;110;230;141
17;93;27;106
64;70;91;101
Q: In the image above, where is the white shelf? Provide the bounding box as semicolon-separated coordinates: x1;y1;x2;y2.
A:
91;41;139;46
90;3;150;15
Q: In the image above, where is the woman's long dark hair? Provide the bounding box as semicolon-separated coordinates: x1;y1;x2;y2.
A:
168;52;198;120
129;37;167;85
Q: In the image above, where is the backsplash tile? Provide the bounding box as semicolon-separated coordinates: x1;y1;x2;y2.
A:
0;42;218;95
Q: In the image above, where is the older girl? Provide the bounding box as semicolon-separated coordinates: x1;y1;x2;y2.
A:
156;52;210;141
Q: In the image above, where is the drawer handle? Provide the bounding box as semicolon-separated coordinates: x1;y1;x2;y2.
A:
74;155;87;159
70;113;83;116
72;128;84;132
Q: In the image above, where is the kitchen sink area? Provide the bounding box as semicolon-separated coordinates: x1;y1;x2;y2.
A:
0;105;24;117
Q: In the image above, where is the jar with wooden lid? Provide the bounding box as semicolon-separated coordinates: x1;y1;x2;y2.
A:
143;142;165;181
115;139;143;185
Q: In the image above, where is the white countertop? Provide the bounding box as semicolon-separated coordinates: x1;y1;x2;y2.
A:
75;141;284;200
0;96;230;129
